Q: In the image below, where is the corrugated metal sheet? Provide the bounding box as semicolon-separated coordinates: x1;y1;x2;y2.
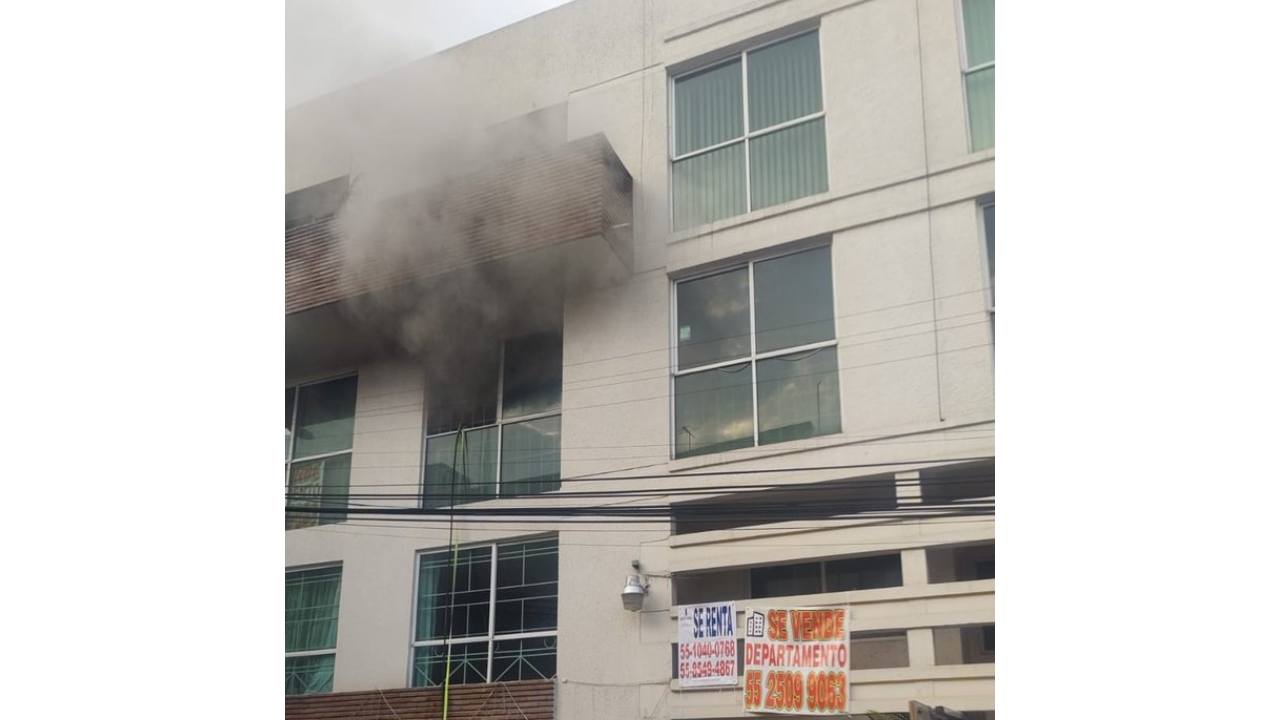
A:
284;679;554;720
285;134;632;316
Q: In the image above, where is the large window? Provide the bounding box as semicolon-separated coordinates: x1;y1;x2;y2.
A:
960;0;995;151
423;332;562;506
286;565;342;695
411;537;558;687
286;375;357;529
672;244;840;458
670;30;828;230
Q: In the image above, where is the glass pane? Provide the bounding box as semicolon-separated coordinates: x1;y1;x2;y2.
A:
502;331;562;418
672;143;746;230
412;642;490;687
673;363;754;458
286;454;351;530
492;637;557;682
748;31;822;131
422;428;498;507
676;267;750;369
962;0;995;67
292;376;357;458
286;566;342;652
825;553;903;592
285;653;334;695
495;539;559;634
753;246;835;352
416;547;492;642
750;562;821;598
285;387;296;461
749;117;828;209
982;202;994;285
966;67;994;151
756;347;841;445
673;59;743;155
500;416;561;497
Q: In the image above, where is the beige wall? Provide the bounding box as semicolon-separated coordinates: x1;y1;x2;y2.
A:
287;0;995;716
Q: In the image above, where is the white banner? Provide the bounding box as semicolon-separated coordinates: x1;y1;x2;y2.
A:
743;607;848;715
677;601;738;687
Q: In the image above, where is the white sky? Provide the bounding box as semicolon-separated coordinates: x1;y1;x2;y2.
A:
287;0;573;107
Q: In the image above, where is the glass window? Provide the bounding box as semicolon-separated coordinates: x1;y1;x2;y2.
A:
825;553;903;592
423;331;562;505
286;376;357;530
673;245;840;459
285;565;342;695
500;416;562;497
412;538;558;687
502;332;563;418
756;347;841;445
961;0;995;151
750;562;822;598
671;30;827;230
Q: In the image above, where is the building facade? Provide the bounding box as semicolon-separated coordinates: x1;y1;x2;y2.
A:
285;0;994;718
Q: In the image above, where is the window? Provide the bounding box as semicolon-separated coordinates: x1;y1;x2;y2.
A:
670;30;828;230
286;375;357;529
411;537;558;687
672;476;896;535
286;565;342;695
849;630;909;670
960;0;995;151
676;552;902;604
932;623;995;665
673;245;839;458
423;332;562;506
286;176;349;229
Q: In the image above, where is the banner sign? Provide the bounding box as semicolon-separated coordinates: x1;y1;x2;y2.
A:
677;601;738;687
743;607;848;715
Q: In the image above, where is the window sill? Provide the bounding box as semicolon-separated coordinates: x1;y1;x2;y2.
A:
667;152;995;249
666;579;994;620
665;414;995;473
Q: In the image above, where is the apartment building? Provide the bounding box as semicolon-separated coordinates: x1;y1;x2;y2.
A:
285;0;994;718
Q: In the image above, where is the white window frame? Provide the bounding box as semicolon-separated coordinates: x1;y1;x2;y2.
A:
669;240;841;459
285;562;343;694
956;0;995;152
286;372;358;529
408;537;558;687
421;340;562;504
977;194;994;313
667;27;829;230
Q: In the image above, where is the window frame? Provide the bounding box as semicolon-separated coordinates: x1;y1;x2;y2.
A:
668;240;841;459
285;562;343;695
286;372;358;529
957;0;995;152
421;338;563;505
667;26;830;230
407;537;559;688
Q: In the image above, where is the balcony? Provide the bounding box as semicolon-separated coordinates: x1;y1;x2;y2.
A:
285;133;632;377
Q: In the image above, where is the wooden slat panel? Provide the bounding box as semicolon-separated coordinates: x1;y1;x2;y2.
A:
285;679;555;720
285;134;630;316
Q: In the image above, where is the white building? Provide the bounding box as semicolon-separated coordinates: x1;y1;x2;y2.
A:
284;1;995;718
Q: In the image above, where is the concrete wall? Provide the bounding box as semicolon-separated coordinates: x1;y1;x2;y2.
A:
286;0;995;716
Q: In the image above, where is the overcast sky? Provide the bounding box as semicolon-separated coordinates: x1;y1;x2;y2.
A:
287;0;573;107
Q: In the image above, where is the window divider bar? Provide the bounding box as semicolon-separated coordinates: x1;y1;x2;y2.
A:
486;543;498;682
745;111;826;141
673;355;753;376
964;61;994;74
747;259;760;446
753;339;839;362
670;136;744;163
290;448;353;464
741;49;753;213
285;648;336;658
